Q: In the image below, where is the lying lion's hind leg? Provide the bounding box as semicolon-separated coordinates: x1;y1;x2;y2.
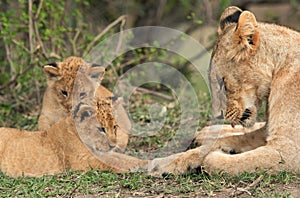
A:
213;127;267;155
188;123;267;154
149;145;284;176
204;146;283;175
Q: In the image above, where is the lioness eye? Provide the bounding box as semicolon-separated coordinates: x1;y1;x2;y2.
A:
224;84;227;91
61;90;68;97
221;78;227;91
80;92;86;99
247;36;254;45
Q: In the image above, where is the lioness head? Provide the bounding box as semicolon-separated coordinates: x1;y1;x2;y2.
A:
210;6;270;128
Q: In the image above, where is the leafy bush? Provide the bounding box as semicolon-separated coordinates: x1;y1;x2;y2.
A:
0;0;126;129
0;0;211;131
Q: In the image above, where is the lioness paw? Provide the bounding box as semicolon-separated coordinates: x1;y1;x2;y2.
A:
148;147;209;177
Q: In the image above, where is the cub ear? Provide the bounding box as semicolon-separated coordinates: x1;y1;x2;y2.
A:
42;63;60;80
218;6;242;35
234;11;260;53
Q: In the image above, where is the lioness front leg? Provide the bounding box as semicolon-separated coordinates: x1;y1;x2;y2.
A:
189;122;267;154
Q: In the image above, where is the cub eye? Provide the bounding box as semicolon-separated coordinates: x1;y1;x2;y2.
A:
61;90;68;97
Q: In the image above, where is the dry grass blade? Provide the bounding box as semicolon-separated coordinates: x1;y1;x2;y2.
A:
231;175;264;197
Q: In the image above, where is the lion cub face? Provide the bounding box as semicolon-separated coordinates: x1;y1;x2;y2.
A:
39;57;105;130
39;56;130;152
209;7;270;128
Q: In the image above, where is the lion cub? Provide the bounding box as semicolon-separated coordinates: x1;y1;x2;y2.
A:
38;56;131;152
0;66;147;177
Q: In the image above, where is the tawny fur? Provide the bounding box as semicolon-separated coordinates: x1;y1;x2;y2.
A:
148;6;300;176
38;56;131;152
0;67;147;178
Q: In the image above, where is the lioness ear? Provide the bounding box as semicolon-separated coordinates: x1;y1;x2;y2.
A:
88;66;106;85
42;63;60;80
234;11;260;53
218;6;242;35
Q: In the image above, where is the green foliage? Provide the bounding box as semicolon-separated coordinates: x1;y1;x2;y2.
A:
0;0;113;129
290;0;299;10
187;12;203;25
219;0;232;15
0;0;217;133
1;0;209;130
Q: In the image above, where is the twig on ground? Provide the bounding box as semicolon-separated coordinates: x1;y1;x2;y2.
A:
231;175;264;197
248;175;264;188
235;187;252;196
136;87;174;101
67;184;80;198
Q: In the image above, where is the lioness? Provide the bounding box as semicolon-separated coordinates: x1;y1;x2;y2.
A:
38;56;130;152
0;66;147;177
148;6;300;175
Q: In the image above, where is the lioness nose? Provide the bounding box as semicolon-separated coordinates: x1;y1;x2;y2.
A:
240;108;251;121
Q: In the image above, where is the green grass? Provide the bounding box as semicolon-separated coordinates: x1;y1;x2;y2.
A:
0;170;298;197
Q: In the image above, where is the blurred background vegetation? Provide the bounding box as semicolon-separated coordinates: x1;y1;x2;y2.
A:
0;0;299;131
